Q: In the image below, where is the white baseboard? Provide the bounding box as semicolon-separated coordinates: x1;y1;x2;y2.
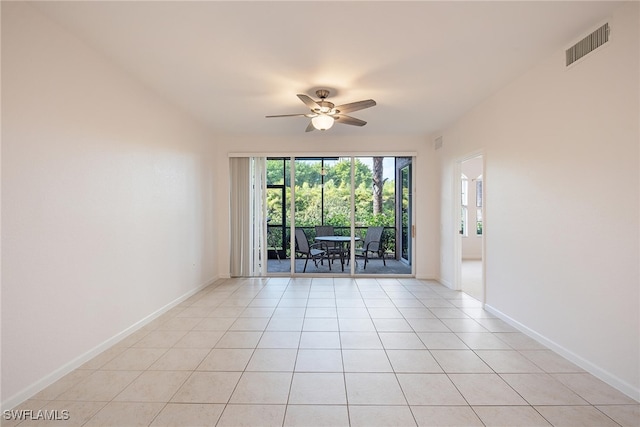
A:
1;277;218;411
485;304;640;402
436;277;454;289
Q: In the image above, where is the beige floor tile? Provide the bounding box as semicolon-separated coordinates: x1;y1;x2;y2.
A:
288;372;347;404
406;318;449;332
171;371;241;403
299;331;341;349
194;317;236;331
248;298;280;307
417;332;468;349
373;318;413;332
114;371;189;402
596;404;640;427
552;373;639;405
473;406;552;426
276;299;308;308
535;405;621;426
32;369;94;400
229;372;293;404
411;406;483;426
306;298;337;307
266;317;304;331
448;373;528;406
501;373;589;405
198;348;253;371
101;348;168;370
476;318;518;332
246;349;298;371
149;348;209;370
156;316;202;331
398;308;436;319
84;401;164;426
217;404;286;427
302;317;339;331
430;350;492;373
367;308;403;318
56;370;141;401
379;332;426;349
340;332;383;349
429;307;467;318
305;307;338;318
455;332;513;350
214;331;262;348
208;307;245;317
342;349;393;372
272;307;307;317
78;346;127;370
441;318;488;333
173;330;224;348
229;317;270;331
150;403;224;426
475;350;544;373
132;330;188;348
337;307;371;318
283;404;349;427
241;307;277;317
174;306;214;318
348;405;417;427
345;373;407;405
493;332;547;350
338;318;376;331
258;331;301;348
520;350;585;373
396;374;467;405
386;349;443;373
295;349;343;372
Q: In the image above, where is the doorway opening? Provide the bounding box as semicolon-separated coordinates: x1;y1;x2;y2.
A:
457;154;484;301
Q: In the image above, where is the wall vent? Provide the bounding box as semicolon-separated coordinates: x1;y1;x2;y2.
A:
434;136;443;150
566;23;609;67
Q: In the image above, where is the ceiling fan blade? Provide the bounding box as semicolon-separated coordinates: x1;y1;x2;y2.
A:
297;94;321;111
265;113;309;118
334;99;376;114
334;114;367;127
305;121;316;132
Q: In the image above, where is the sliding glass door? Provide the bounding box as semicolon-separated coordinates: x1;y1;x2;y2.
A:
261;155;413;276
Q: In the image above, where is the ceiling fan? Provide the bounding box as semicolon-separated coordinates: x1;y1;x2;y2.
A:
266;89;376;132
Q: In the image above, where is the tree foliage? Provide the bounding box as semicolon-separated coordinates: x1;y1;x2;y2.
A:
267;158;395;228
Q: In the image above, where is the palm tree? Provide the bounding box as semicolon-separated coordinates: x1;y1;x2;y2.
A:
372;156;384;215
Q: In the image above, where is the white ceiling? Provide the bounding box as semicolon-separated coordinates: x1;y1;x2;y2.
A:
32;1;622;137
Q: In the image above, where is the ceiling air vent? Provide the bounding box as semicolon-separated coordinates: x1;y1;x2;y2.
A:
434;136;443;150
566;23;610;67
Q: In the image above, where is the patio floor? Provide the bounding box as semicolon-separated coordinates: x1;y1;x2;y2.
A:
267;257;412;275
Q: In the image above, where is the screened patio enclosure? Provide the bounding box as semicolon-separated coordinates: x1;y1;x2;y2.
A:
265;156;413;276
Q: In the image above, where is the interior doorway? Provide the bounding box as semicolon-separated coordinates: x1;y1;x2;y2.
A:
458;154;484;301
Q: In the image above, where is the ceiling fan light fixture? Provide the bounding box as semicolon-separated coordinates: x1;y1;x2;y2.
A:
311;114;334;131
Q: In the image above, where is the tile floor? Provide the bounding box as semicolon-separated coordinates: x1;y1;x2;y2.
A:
8;278;638;426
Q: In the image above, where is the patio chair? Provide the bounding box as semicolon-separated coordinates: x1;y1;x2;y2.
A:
354;226;386;269
295;228;331;273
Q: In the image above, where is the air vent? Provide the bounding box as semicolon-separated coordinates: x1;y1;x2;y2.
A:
566;23;609;67
434;136;443;150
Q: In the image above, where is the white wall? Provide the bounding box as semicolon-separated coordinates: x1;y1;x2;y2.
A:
1;3;217;406
437;2;639;399
213;135;440;281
